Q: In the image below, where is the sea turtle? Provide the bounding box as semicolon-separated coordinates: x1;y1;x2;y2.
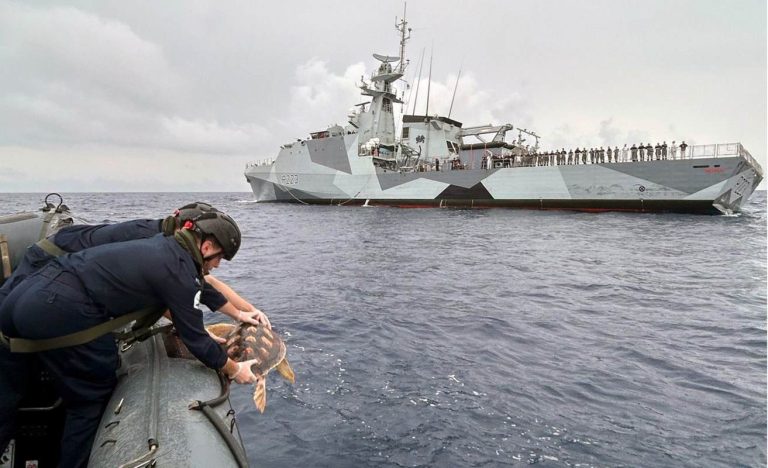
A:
207;322;295;413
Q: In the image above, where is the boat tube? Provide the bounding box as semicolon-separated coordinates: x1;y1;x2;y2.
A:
88;327;247;467
0;193;73;282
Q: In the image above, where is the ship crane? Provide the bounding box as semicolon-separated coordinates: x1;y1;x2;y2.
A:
459;124;514;143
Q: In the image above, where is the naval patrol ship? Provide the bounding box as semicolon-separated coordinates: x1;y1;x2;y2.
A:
244;16;763;214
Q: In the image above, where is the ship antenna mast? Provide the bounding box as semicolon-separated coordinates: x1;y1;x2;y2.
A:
410;48;425;115
425;45;433;117
395;4;411;75
448;64;462;119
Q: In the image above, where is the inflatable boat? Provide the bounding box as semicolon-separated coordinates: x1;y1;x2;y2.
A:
0;195;249;468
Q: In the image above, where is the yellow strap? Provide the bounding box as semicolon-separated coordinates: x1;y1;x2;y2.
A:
0;234;11;280
35;238;67;257
38;211;57;241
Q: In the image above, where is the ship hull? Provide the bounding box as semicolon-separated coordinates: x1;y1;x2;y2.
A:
256;197;723;214
245;136;762;214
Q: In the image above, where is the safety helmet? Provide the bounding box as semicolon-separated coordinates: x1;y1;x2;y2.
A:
190;211;241;261
175;202;219;222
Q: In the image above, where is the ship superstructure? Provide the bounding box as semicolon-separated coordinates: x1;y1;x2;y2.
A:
245;15;763;214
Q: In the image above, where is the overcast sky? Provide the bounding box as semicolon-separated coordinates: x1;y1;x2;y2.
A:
1;0;765;192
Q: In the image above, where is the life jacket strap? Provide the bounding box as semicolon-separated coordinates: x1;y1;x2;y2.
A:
1;306;164;353
35;238;67;257
115;308;171;348
0;234;11;281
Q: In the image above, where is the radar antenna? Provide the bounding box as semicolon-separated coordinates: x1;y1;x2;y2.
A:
395;4;411;75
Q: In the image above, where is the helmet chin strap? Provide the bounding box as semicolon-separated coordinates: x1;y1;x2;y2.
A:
201;241;223;262
202;253;219;262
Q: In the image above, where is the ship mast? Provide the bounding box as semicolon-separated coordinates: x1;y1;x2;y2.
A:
355;8;411;148
396;5;411;75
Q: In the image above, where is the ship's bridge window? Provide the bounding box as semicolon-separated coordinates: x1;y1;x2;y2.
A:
402;127;410;139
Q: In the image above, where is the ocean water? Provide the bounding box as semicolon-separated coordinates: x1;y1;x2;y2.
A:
3;191;766;467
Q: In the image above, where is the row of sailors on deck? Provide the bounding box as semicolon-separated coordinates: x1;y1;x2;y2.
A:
526;141;689;166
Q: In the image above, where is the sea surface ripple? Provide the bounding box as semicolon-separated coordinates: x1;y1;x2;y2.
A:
3;191;766;467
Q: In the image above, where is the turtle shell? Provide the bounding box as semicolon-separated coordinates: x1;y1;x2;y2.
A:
225;324;286;375
207;322;295;413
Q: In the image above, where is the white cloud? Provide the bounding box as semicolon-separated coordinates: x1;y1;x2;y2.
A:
160;117;270;154
0;3;183;111
278;59;366;138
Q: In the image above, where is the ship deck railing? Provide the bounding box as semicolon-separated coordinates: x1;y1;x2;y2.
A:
451;142;761;172
245;159;274;169
688;143;762;176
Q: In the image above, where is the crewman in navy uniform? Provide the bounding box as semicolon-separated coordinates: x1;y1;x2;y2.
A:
0;202;267;325
0;211;261;467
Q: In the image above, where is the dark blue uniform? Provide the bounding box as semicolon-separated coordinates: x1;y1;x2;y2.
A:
0;222;228;467
0;219;227;309
0;219;161;305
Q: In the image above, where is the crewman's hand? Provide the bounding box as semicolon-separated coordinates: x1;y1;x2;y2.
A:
229;360;260;384
238;309;271;329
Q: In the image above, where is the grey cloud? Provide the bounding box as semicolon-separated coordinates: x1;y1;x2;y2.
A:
0;3;270;155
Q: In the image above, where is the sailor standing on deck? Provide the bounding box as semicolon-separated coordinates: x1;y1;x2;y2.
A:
622;144;628;162
0;212;261;468
671;140;677;159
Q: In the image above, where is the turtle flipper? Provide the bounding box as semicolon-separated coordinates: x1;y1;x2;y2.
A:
253;378;267;413
275;358;295;384
206;323;237;339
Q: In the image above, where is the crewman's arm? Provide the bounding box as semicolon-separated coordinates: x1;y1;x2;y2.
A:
205;274;254;310
205;274;271;328
216;301;271;328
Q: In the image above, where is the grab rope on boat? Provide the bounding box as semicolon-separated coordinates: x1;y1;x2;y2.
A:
189;371;249;468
